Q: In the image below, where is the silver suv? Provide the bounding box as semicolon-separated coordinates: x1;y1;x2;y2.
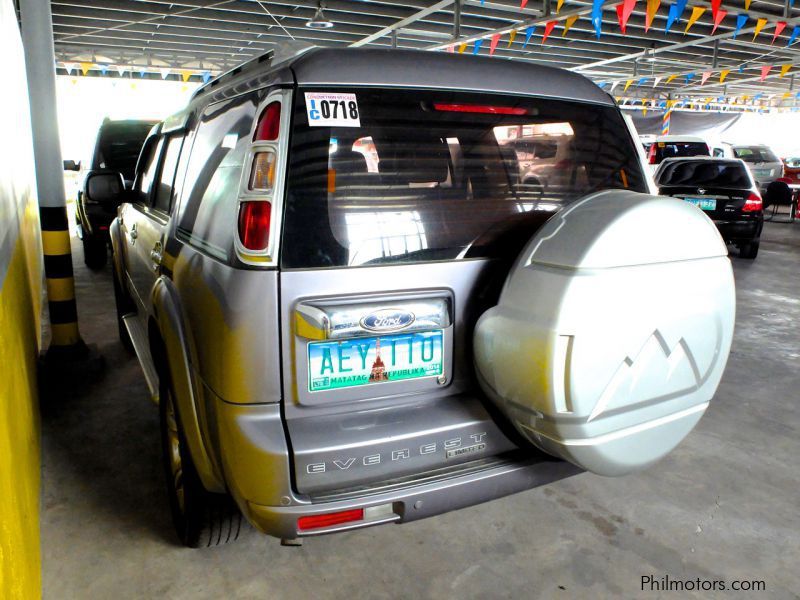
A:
102;47;735;547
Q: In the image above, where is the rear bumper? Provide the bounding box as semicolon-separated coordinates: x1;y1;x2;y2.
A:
213;399;580;540
713;218;762;243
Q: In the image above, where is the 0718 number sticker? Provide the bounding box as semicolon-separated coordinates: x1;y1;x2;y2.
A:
304;92;360;128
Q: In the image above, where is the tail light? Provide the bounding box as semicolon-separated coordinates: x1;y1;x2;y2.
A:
297;509;364;531
254;101;281;141
249;151;276;191
743;192;762;212
647;144;657;165
432;103;528;115
238;201;272;250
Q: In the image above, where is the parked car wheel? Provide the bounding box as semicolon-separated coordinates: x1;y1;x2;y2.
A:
739;241;760;259
82;234;107;270
111;263;134;352
159;373;243;548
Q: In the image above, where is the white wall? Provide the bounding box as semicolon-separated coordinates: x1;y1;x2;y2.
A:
710;112;800;158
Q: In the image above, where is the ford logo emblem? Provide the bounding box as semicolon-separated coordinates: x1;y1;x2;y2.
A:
360;309;416;332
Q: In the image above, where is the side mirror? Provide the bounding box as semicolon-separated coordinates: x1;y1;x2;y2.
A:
85;172;124;203
63;159;81;172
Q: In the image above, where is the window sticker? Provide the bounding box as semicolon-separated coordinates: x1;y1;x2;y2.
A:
305;92;360;127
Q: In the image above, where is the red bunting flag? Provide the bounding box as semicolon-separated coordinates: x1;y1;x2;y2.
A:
760;65;772;81
711;0;722;23
616;3;627;33
447;45;454;52
772;21;787;44
489;33;501;54
542;20;557;43
712;8;727;34
701;71;712;85
521;0;528;9
617;0;637;33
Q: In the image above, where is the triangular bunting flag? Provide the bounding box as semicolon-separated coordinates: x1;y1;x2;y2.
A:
621;0;637;32
666;73;678;83
79;62;92;76
772;21;787;44
701;71;712;85
712;9;727;34
780;63;792;77
711;0;722;22
753;18;767;41
523;25;536;47
473;39;483;54
637;77;647;86
665;3;680;33
489;33;501;55
645;0;660;32
160;67;171;80
181;69;192;82
542;20;557;43
685;72;695;84
557;0;564;12
617;3;627;33
788;25;800;46
591;0;604;38
447;45;454;52
202;71;212;84
744;0;751;8
760;65;772;81
624;79;633;91
611;81;619;92
99;64;109;76
116;65;127;76
63;62;76;75
139;68;147;78
719;69;730;83
507;29;517;46
563;15;579;36
734;14;748;39
521;0;528;8
738;64;745;73
653;76;662;87
458;42;467;53
685;6;705;34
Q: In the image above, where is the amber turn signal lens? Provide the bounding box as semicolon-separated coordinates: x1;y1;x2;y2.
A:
249;151;276;191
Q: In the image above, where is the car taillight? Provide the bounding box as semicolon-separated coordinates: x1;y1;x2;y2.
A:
648;144;657;164
254;101;281;141
432;103;528;115
249;151;276;191
743;192;762;212
238;201;272;250
297;509;364;531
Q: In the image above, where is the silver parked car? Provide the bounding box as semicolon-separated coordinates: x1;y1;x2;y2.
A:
97;47;735;547
712;143;784;193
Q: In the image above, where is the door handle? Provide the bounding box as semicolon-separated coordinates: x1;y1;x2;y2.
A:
130;223;138;243
150;242;163;271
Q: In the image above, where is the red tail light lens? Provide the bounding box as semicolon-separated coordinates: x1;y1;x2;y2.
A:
297;509;364;531
432;103;528;115
743;192;762;212
647;144;657;165
238;201;272;250
254;101;281;142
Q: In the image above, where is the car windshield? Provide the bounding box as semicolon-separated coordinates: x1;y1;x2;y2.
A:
654;141;709;162
733;146;779;163
282;88;647;269
657;160;751;188
786;157;800;168
92;121;154;180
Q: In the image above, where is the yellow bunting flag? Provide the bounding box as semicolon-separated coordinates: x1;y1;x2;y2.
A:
744;0;751;9
624;79;634;91
557;0;564;13
753;18;767;40
645;0;661;31
783;91;792;98
181;69;192;82
685;7;706;34
780;63;792;77
562;15;579;36
508;29;517;47
458;42;467;53
719;69;730;83
666;74;678;83
79;62;92;76
643;106;648;115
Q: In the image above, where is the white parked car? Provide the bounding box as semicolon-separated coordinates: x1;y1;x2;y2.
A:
645;135;711;172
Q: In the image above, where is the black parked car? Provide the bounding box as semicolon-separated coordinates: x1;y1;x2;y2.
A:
65;118;156;269
654;157;764;259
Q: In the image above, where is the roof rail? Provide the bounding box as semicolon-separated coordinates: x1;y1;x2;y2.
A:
190;42;317;101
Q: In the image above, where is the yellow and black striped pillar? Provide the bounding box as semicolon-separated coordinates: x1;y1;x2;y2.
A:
39;206;82;349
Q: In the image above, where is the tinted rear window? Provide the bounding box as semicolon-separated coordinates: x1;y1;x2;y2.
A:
282;88;646;269
654;142;709;162
733;146;779;163
92;122;154;179
656;161;750;188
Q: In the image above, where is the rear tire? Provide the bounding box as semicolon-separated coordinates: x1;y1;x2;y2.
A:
739;241;760;259
82;234;107;270
159;373;243;548
111;262;134;352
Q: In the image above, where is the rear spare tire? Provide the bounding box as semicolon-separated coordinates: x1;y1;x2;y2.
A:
474;190;735;476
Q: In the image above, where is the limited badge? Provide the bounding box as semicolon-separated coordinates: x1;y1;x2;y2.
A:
305;92;360;127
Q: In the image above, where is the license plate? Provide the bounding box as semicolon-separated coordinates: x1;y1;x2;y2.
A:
754;169;771;177
308;331;444;392
684;197;716;211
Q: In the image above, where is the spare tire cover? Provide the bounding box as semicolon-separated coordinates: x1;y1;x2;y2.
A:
474;190;735;476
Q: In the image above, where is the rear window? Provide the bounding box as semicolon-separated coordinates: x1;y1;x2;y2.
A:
92;122;154;180
282;88;646;269
656;160;751;188
785;157;800;168
733;146;779;163
653;141;709;163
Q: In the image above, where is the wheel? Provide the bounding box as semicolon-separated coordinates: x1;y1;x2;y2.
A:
111;262;134;352
739;241;760;259
159;373;243;547
82;234;107;270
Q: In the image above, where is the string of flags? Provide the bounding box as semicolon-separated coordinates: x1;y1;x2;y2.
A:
445;0;800;57
60;61;213;84
613;91;800;114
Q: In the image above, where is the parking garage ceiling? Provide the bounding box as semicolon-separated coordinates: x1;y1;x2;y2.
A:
34;0;800;101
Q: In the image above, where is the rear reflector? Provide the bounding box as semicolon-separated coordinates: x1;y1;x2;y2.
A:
743;192;763;212
238;201;272;251
254;101;281;141
297;509;364;531
432;103;527;115
249;151;276;191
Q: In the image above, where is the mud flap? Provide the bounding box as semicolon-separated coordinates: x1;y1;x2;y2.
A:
474;190;735;476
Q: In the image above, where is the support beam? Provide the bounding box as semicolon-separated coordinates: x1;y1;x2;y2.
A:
350;0;454;47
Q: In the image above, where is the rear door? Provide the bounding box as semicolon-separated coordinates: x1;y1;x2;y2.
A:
656;160;751;218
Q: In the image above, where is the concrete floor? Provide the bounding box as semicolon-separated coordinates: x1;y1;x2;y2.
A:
41;218;800;599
